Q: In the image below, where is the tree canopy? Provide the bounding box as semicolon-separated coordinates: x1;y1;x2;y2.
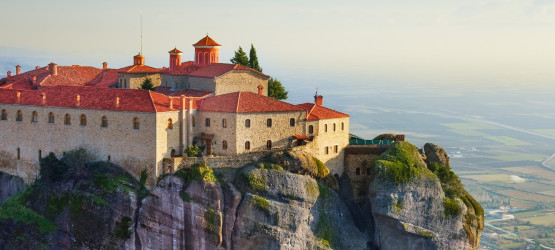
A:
139;77;155;91
230;47;249;67
268;77;288;100
249;44;262;72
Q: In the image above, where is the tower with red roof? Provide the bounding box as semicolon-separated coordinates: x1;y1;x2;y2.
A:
193;35;221;66
168;48;182;72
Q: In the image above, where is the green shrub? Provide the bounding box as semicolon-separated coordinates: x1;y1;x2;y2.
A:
252;196;271;217
114;216;132;239
0;188;56;234
316;214;335;248
317;182;331;200
204;208;220;234
444;197;461;217
374;142;425;185
174;163;217;187
94;174;133;193
245;173;267;192
258;162;284;171
181;192;191;202
394;199;403;213
185;145;199;157
312;157;330;178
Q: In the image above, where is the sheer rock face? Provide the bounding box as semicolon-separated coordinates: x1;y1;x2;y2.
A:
0;171;24;205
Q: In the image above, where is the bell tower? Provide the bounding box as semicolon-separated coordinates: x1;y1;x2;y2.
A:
133;53;145;66
193;35;221;66
169;48;182;72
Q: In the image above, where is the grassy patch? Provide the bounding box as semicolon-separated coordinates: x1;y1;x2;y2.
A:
204;208;220;234
114;216;132;239
174;163;217;187
443;197;461;217
394;199;403;213
374;142;426;185
0;188;56;234
252;196;271;217
305;181;318;198
315;214;335;248
312;157;330;178
94;174;133;193
258;162;284;171
317;182;331;200
245;173;267;192
181;192;191;202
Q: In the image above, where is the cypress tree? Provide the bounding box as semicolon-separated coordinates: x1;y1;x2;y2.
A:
249;44;262;72
139;77;155;91
230;46;249;67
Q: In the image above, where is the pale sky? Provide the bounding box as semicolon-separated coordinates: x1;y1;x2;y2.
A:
2;0;555;89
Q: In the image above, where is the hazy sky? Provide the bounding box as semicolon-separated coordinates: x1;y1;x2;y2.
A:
2;0;555;90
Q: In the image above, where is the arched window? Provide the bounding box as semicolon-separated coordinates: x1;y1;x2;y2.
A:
48;112;54;123
334;145;338;153
168;118;173;129
267;118;272;127
325;146;329;154
333;123;336;131
16;110;22;122
65;114;71;125
1;109;7;120
245;141;251;150
356;168;361;176
245;119;251;128
205;118;211;127
222;140;228;150
366;168;371;176
342;122;344;130
290;118;295;127
266;140;272;150
101;116;108;128
222;119;227;128
31;111;38;122
192;116;195;127
324;124;328;132
308;125;314;134
80;114;87;126
133;117;140;129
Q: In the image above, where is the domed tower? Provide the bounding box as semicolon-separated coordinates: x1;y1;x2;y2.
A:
133;53;145;66
193;35;221;66
168;48;182;72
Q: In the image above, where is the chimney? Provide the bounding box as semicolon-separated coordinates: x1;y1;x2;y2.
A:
102;62;107;69
169;97;174;109
32;75;37;84
15;65;21;75
16;92;21;103
315;95;323;106
48;63;57;76
75;95;81;107
257;84;264;95
6;71;11;78
41;93;46;105
115;97;120;108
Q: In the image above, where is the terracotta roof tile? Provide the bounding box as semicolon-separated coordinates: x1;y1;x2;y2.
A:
118;65;161;74
0;86;178;113
297;103;350;120
169;48;182;53
193;35;221;46
199;91;305;113
0;65;118;89
155;86;214;98
187;63;269;79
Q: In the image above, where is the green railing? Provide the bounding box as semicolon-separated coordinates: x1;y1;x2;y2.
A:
349;139;394;145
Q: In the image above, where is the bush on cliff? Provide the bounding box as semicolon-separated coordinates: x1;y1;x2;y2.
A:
374;142;427;185
174;162;217;187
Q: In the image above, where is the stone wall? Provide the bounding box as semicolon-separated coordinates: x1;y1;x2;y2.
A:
177;149;275;170
214;71;268;96
304;117;350;176
192;112;238;156
160;74;189;89
344;145;389;199
189;77;216;92
119;73;161;89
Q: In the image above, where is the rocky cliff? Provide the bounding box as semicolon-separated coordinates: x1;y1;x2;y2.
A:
0;143;483;249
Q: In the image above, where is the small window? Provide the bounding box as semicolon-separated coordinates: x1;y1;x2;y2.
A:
334;145;338;153
1;109;7;120
168;118;173;129
31;111;38;122
341;122;345;131
245;141;251;150
222;119;227;128
38;150;42;160
101;116;108;128
324;124;328;132
356;167;360;176
16;110;22;122
308;125;313;134
192;116;195;127
107;155;111;162
17;147;20;160
80;114;87;126
133;117;140;129
65;114;71;125
366;168;371;176
245;119;251;128
205;118;211;127
266;140;272;150
325;146;329;155
48;112;54;123
290;118;295;127
333;123;336;132
222;140;228;150
267;118;272;127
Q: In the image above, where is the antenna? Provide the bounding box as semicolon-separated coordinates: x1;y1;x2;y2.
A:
140;14;143;55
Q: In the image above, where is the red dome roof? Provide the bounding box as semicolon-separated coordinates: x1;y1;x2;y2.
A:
193;35;221;47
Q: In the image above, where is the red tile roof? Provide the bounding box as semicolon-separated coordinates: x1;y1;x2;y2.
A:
187;63;269;79
160;61;199;75
296;103;350;120
0;65;118;89
169;48;182;53
0;86;179;113
199;91;305;113
155;86;213;98
118;65;161;74
193;35;221;46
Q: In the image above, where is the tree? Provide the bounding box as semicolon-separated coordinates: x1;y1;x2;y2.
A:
139;77;155;91
230;46;249;67
268;77;288;100
249;44;262;72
